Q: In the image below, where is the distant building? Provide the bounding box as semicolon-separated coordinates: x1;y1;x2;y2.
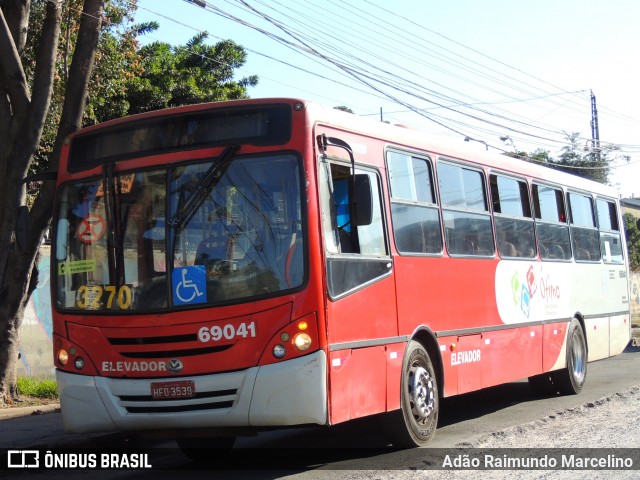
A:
621;197;640;219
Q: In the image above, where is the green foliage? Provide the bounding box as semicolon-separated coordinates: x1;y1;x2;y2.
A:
16;377;59;399
502;133;622;184
123;33;258;115
26;0;141;172
623;213;640;271
25;3;258;172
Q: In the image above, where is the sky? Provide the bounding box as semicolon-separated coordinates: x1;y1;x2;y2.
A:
132;0;640;199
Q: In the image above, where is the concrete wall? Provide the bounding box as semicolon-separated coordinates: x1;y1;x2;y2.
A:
15;247;640;378
631;272;640;326
17;247;54;378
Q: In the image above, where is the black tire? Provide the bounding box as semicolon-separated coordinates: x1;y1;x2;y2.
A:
383;340;439;448
177;436;235;462
551;318;588;395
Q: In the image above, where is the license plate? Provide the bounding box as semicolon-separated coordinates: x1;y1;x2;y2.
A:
150;380;196;400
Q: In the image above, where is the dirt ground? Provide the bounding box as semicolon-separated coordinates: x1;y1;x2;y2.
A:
296;386;640;480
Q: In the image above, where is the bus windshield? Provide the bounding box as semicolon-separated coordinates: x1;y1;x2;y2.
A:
54;153;304;312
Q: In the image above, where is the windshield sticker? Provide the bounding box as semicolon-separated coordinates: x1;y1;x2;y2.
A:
95;173;135;197
58;259;96;275
172;266;206;305
77;214;106;244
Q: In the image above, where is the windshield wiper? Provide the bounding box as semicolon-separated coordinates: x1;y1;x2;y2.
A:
169;145;240;229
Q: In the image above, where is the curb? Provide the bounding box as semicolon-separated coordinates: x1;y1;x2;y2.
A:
0;403;60;420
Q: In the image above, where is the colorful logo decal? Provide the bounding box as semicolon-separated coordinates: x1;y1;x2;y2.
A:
526;265;537;297
511;267;535;317
508;264;561;320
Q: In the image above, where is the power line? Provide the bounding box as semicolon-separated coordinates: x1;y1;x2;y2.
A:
140;0;640;162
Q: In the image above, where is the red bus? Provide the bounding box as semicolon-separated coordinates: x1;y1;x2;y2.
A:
51;98;630;450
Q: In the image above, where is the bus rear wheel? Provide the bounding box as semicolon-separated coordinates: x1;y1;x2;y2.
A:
552;318;587;395
383;340;439;448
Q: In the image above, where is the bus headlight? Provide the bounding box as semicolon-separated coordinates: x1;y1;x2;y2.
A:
57;349;69;366
74;357;86;370
260;313;319;365
273;344;286;359
293;333;312;351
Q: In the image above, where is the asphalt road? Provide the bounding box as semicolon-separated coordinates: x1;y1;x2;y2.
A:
6;344;640;479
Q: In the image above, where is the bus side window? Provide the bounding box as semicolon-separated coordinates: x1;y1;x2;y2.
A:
568;192;601;262
387;151;442;255
438;161;494;257
332;178;354;252
533;184;572;261
597;198;624;264
490;174;536;259
320;158;390;298
322;162;386;256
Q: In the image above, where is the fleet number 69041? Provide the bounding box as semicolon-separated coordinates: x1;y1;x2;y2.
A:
198;322;257;343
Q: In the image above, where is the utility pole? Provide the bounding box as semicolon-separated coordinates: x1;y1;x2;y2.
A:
590;90;600;161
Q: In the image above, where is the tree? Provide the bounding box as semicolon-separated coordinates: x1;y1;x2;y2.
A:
0;1;259;405
334;105;354;114
0;0;105;405
501;132;623;184
624;213;640;271
552;133;609;184
123;32;258;116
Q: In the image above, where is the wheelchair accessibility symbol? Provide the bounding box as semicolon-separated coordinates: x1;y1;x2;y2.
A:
172;266;206;305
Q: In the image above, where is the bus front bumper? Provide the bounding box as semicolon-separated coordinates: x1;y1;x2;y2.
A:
56;350;327;434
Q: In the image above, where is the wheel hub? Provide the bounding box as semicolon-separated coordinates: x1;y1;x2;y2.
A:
409;365;435;421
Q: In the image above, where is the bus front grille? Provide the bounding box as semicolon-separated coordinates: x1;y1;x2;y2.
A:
124;400;234;413
106;335;233;358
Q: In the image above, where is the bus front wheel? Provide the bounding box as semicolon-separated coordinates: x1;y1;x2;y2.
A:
552;318;587;395
383;340;439;448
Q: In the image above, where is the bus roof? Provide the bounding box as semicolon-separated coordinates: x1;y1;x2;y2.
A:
302;99;618;199
67;97;618;199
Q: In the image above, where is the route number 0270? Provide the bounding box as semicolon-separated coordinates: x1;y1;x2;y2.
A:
198;322;257;343
76;284;132;310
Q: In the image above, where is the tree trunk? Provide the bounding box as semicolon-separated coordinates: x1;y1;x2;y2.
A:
0;251;37;404
0;0;103;406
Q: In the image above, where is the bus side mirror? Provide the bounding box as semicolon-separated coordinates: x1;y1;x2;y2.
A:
353;174;373;226
15;206;30;254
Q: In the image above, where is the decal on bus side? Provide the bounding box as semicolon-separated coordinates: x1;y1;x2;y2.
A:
451;349;481;366
497;262;567;324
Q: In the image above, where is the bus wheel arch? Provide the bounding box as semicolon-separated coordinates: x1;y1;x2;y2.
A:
382;329;442;448
411;327;444;395
572;312;589;356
